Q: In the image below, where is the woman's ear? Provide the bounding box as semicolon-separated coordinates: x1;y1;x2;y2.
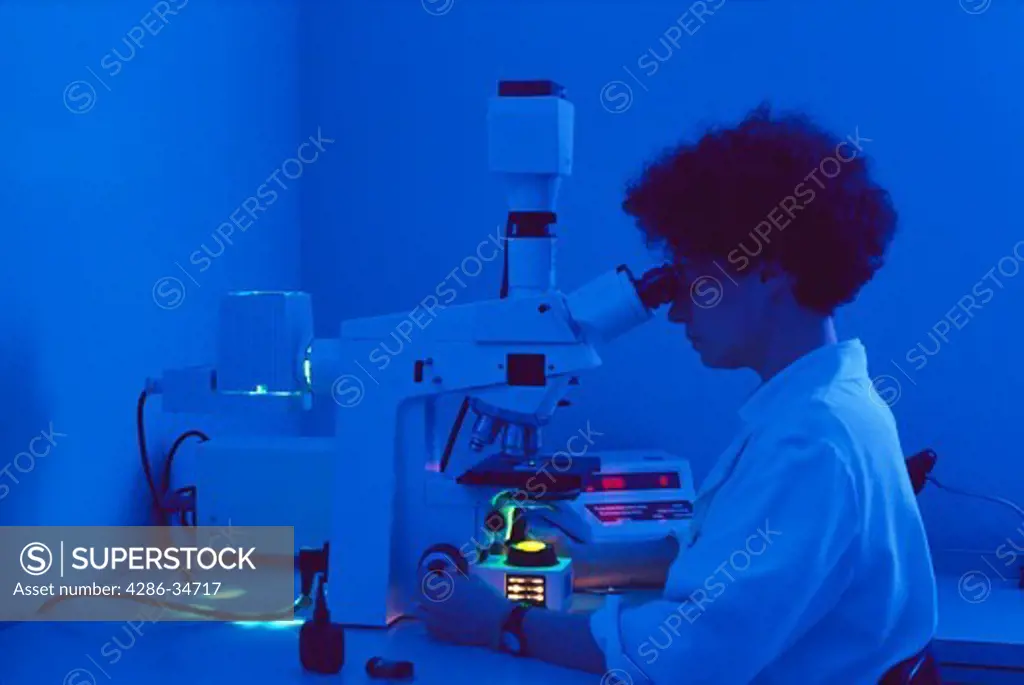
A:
758;261;795;298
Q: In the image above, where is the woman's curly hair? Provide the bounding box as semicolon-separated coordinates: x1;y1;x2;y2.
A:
623;104;897;314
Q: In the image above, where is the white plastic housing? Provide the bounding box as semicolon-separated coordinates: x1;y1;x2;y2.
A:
187;436;335;551
506;236;556;296
542;450;697;546
487;91;574;211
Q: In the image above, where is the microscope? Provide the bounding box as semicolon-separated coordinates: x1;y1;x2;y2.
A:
316;80;687;626
158;80;688;629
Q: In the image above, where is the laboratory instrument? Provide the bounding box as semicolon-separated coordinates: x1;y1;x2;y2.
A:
150;80;680;628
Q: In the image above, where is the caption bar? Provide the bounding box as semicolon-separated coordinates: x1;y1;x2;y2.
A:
1;526;294;622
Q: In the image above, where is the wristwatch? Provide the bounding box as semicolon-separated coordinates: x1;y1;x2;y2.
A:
498;603;531;656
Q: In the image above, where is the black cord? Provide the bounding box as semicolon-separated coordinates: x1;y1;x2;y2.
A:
138;386;209;526
170;486;197;526
136;390;164;522
162;430;209;495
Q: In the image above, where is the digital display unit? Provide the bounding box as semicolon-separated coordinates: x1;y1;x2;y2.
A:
582;472;680;492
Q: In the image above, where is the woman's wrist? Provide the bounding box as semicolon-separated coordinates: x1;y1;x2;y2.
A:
491;599;517;651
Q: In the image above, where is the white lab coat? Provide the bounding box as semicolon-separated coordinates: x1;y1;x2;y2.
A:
590;340;937;684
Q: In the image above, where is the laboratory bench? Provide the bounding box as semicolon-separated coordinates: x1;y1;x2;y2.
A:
0;572;1020;685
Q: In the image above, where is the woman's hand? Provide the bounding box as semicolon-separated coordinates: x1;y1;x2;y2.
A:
418;567;515;648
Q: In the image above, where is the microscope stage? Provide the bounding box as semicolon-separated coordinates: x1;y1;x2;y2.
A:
456;453;600;497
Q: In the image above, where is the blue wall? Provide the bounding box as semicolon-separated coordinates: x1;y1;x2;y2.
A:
300;0;1024;554
2;0;1020;550
0;0;303;525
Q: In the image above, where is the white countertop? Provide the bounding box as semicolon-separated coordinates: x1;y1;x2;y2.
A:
0;573;1020;685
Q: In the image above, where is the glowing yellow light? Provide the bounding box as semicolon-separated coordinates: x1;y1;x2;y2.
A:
513;540;547;553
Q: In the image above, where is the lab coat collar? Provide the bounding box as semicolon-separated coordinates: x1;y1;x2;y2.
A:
738;338;868;426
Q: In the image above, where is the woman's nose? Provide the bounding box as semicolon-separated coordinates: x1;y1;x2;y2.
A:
668;298;690;324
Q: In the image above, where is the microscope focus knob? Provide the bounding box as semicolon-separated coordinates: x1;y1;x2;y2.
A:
418;544;472;604
418;543;470;576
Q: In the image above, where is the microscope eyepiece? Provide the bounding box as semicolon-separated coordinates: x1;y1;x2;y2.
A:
634;264;679;310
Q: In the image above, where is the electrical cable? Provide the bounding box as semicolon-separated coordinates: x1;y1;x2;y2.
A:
170;485;197;526
927;476;1024;520
136;390;164;522
161;430;209;495
138;385;208;526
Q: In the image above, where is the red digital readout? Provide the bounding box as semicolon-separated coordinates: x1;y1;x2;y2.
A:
583;472;680;492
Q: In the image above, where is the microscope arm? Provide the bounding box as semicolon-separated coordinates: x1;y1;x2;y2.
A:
146;262;675;418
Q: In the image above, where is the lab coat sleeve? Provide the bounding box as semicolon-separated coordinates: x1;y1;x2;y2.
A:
591;431;861;684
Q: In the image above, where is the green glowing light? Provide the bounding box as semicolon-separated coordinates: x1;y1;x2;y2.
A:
303;345;313;389
504;506;514;541
221;389;305;397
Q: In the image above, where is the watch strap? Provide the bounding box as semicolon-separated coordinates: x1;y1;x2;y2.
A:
500;603;531;656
